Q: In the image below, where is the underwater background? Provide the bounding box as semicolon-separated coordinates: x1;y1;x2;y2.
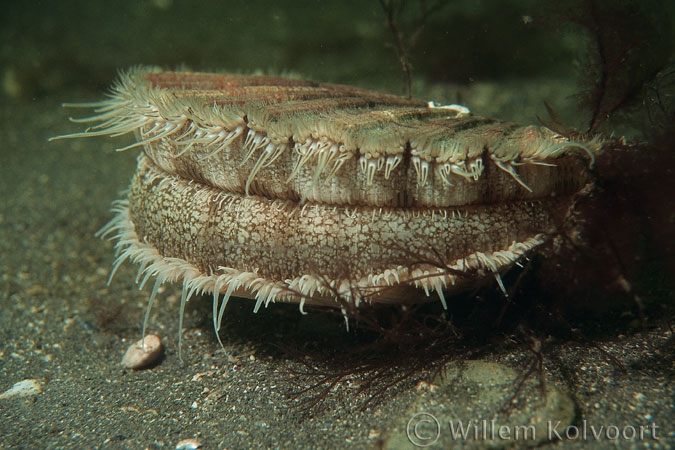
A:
1;0;674;448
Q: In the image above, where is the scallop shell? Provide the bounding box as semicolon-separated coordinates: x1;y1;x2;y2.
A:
54;67;599;344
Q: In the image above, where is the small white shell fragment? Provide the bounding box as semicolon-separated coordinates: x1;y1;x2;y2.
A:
175;438;201;450
121;334;163;369
426;100;471;116
0;379;42;400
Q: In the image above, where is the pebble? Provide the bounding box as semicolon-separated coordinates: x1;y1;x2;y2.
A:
175;438;201;449
384;360;576;449
0;379;42;400
121;334;163;369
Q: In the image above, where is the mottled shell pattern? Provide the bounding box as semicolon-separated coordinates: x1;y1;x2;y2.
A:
54;67;599;342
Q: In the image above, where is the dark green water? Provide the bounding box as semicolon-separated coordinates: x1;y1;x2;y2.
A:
1;1;673;448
